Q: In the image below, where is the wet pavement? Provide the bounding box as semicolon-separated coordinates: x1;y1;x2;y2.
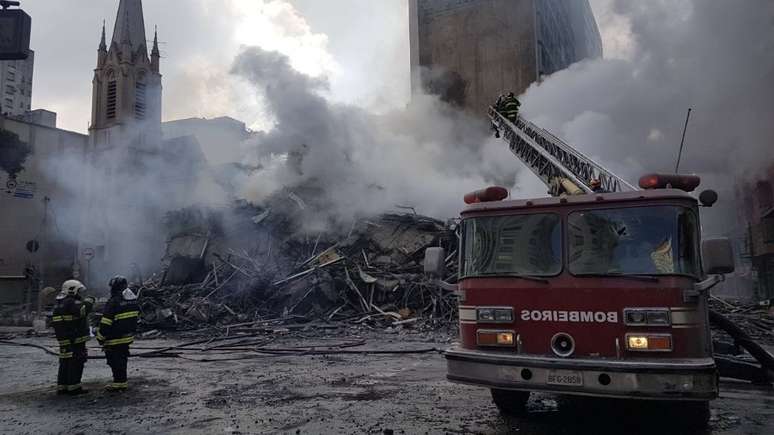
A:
0;331;772;434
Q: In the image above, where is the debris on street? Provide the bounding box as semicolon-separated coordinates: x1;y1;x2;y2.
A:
135;196;458;332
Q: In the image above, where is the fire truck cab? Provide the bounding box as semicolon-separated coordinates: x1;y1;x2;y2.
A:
425;182;735;423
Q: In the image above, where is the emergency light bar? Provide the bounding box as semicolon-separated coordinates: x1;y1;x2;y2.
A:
464;186;509;204
638;174;701;192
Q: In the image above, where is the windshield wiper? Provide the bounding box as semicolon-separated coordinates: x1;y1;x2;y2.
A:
476;273;550;284
574;273;660;282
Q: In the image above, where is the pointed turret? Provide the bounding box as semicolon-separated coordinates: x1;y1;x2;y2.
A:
151;26;160;73
97;20;107;67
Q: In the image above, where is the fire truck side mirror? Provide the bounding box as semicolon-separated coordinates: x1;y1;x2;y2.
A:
702;238;735;275
423;247;447;277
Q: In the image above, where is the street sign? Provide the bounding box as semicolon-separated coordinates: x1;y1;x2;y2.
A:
25;239;38;253
82;248;95;261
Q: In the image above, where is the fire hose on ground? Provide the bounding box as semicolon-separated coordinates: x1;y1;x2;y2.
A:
0;332;442;363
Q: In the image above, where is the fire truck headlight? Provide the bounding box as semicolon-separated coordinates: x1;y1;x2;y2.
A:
646;310;671;326
626;334;672;351
624;310;647;325
628;336;649;349
497;332;514;345
477;309;495;321
494;309;513;322
477;308;514;323
624;308;671;326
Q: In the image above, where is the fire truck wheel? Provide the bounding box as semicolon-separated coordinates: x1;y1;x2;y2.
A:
490;389;530;415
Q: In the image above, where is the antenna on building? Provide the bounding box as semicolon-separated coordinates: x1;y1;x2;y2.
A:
675;108;692;173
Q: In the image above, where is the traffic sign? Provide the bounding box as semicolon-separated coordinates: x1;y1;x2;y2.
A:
82;248;95;261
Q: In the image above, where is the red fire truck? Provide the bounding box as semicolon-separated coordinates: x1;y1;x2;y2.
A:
424;109;736;424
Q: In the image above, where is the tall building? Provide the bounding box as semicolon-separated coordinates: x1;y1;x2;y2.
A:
409;0;602;113
0;50;34;116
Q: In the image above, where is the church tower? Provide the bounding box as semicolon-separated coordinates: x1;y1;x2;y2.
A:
90;0;161;150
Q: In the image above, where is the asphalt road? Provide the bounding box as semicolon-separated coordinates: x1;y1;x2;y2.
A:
0;329;772;434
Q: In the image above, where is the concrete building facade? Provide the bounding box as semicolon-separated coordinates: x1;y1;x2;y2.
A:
0;50;34;116
0;115;88;303
409;0;602;114
737;167;774;301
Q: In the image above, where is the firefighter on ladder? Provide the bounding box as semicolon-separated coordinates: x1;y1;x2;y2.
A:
52;280;94;395
499;92;521;123
97;276;139;391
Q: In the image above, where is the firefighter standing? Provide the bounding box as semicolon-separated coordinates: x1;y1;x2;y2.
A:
97;276;139;391
500;92;521;122
52;280;93;395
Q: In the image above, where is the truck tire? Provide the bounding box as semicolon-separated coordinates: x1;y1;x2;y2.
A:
490;389;530;415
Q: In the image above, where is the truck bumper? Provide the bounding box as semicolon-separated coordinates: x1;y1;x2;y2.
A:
446;347;718;401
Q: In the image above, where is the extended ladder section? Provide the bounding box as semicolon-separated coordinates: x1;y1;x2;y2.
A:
488;106;636;195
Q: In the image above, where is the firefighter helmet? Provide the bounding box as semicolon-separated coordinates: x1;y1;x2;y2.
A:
61;279;85;296
109;275;128;293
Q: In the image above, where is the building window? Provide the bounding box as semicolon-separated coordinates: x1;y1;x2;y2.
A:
7;71;15;81
135;82;146;119
107;80;117;119
5;85;15;95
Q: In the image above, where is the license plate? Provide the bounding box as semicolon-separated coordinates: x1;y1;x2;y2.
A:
546;370;583;386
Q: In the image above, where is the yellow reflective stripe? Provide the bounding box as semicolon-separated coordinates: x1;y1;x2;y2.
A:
104;336;134;346
59;352;73;359
109;382;128;388
114;311;139;320
67;384;82;391
100;317;114;325
96;333;105;341
73;336;90;344
51;315;75;322
57;385;68;391
58;339;71;345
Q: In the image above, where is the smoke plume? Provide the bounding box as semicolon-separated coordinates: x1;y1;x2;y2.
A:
522;0;774;233
230;48;519;229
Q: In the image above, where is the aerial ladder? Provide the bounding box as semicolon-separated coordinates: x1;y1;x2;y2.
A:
488;106;637;196
488;104;774;384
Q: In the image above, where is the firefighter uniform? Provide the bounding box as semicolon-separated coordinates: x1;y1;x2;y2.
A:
500;94;521;122
51;281;93;395
97;285;139;391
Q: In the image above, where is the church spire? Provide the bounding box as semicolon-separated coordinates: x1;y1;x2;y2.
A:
99;20;107;51
111;0;147;52
151;25;160;73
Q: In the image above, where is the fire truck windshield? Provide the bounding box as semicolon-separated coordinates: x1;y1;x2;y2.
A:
462;214;561;278
568;206;701;278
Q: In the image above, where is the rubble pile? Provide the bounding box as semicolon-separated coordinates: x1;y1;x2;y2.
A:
136;200;458;331
710;298;774;346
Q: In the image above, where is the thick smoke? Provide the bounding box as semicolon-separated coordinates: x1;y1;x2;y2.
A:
522;0;774;233
230;48;519;229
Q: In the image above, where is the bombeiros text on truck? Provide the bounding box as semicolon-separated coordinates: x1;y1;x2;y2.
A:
423;105;738;426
